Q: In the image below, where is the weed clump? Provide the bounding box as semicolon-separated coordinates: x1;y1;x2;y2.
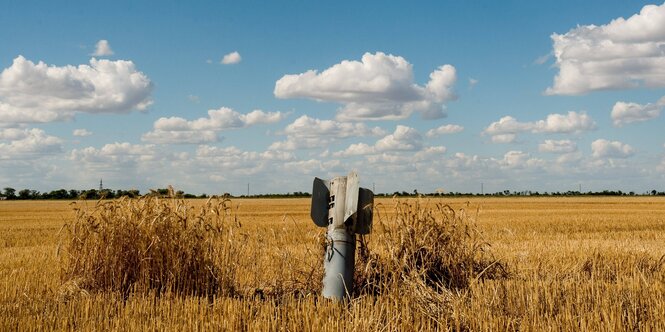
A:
356;200;508;296
59;190;240;298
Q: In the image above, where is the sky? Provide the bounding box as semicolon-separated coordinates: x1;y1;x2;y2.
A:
1;1;664;195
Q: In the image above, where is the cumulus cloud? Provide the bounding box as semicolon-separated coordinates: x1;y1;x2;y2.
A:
197;145;294;161
333;143;375;157
195;145;297;177
0;128;62;159
91;40;114;56
274;52;457;121
414;146;447;161
333;125;425;157
70;142;162;170
546;3;665;95
0;56;152;124
500;151;545;170
375;125;423;151
611;96;664;127
490;134;518;144
73;129;93;137
269;115;385;150
591;139;635;159
142;130;219;145
142;107;285;144
483;111;596;143
221;51;242;65
425;124;464;138
538;139;577;153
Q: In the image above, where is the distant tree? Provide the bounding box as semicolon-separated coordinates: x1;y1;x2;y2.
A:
81;189;99;200
652;190;658;196
50;189;69;199
3;187;16;199
18;189;32;199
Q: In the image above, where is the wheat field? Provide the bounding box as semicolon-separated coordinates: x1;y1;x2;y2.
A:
1;196;664;331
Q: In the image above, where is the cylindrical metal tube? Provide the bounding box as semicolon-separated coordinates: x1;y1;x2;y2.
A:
322;227;356;300
321;175;356;300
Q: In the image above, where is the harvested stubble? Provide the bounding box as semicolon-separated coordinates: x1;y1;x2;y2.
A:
58;195;506;329
3;196;660;330
59;194;240;298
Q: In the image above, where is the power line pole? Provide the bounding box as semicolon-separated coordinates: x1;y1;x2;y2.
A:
247;183;250;197
481;182;484;195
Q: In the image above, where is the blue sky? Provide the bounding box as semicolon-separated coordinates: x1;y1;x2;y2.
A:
1;1;664;195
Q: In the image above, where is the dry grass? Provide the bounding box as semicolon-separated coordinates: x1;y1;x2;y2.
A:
1;196;664;330
59;192;240;298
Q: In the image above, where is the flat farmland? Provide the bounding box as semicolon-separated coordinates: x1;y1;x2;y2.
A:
1;197;664;330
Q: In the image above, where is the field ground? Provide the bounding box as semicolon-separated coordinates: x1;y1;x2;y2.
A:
1;197;664;330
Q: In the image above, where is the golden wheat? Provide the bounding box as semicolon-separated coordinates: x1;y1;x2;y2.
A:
0;196;663;331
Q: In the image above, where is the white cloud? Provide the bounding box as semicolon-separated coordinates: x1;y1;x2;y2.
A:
333;125;425;157
375;125;423;151
484;111;595;143
142;130;218;145
274;52;457;121
538;139;577;153
0;128;62;159
142;107;285;144
534;53;552;65
546;3;665;95
534;112;596;133
187;95;200;103
0;56;152;124
195;145;297;177
425;124;464;138
269;115;385;151
556;151;583;165
73;129;93;137
221;51;242;65
611;96;664;127
500;151;545;170
414;146;447;161
282;115;385;138
591;139;635;159
490;134;517;144
91;40;114;56
333;143;375;157
70;142;160;168
468;78;479;88
197;145;294;161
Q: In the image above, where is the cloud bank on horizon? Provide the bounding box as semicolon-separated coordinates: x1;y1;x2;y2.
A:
0;3;664;194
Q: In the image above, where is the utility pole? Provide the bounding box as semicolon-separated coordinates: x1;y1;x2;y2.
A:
99;179;103;191
247;183;250;197
481;182;484;195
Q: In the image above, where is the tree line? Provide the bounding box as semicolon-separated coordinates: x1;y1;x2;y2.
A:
1;187;664;200
0;187;312;200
